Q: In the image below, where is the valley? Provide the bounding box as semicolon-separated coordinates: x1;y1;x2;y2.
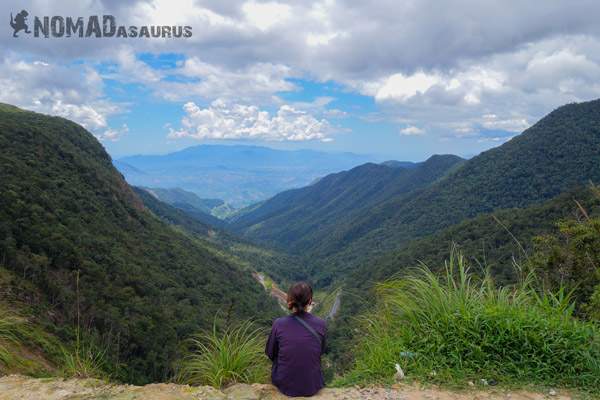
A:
1;99;599;394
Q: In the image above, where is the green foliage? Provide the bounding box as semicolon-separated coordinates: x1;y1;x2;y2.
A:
339;251;600;389
177;320;269;388
527;198;600;319
0;104;279;383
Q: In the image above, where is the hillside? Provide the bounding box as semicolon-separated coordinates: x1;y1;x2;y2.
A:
0;104;280;383
233;100;600;285
116;145;378;207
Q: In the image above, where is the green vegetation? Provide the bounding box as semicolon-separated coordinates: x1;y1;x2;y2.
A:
338;251;600;389
178;320;269;388
325;186;600;373
0;301;64;377
61;337;108;379
527;191;600;319
0;104;279;383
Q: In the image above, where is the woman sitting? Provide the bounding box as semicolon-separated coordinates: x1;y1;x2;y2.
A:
265;282;327;397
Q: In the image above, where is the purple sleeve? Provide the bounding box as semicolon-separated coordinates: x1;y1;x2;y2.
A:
265;321;278;361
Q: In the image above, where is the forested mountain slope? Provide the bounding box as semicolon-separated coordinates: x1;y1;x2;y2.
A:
350;186;599;289
234;100;600;285
0;104;279;383
231;155;463;273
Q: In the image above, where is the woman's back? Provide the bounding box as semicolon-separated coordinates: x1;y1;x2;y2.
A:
266;312;326;397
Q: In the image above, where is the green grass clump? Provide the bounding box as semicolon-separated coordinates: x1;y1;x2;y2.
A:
338;251;600;389
177;320;269;388
61;338;108;380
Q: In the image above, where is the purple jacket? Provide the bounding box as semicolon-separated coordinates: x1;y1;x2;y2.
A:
265;312;327;397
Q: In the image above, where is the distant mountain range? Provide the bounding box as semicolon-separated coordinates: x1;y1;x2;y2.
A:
115;145;382;208
138;186;233;221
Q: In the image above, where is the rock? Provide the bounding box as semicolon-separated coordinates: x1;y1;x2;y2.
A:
223;383;261;400
549;389;557;396
480;379;488;386
468;381;475;387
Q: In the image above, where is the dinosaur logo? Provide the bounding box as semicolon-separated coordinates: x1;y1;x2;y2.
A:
10;10;31;37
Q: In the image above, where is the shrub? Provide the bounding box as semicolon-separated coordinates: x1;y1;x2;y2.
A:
338;251;600;389
177;320;269;387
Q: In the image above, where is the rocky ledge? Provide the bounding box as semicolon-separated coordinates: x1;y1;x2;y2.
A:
0;375;572;400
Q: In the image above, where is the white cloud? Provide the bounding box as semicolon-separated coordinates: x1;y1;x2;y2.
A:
242;1;291;31
400;126;425;136
373;72;441;102
168;100;332;141
0;55;122;132
158;58;296;104
113;47;162;84
95;124;129;142
5;0;600;148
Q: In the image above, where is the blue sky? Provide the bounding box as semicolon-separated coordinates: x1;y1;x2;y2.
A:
2;1;600;162
92;54;518;160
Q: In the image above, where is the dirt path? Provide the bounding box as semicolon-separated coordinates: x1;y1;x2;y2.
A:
0;375;575;400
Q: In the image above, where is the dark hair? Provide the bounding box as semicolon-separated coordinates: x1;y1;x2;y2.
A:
287;281;313;314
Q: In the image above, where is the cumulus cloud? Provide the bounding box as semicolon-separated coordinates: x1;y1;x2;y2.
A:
168;100;332;141
95;124;129;142
4;0;600;146
164;58;296;103
0;55;122;131
400;126;425;136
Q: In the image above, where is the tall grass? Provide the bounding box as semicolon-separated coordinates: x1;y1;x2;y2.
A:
60;336;108;379
338;251;600;389
177;320;269;388
0;304;64;375
0;307;27;367
61;270;108;379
